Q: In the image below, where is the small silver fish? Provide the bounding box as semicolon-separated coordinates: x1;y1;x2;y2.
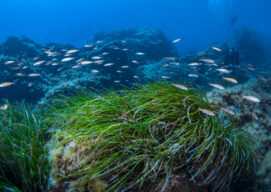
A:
209;83;225;90
188;62;200;66
200;59;215;63
172;38;182;43
198;108;215;116
135;52;145;56
223;77;238;84
92;56;102;60
61;57;74;62
243;96;260;103
220;107;235;115
0;82;14;87
104;63;114;67
67;49;79;54
5;61;15;65
211;46;222;52
33;61;45;66
216;68;231;74
0;104;8;110
188;74;199;78
132;60;139;64
252;112;259;120
28;73;40;77
121;66;129;68
81;61;93;65
84;44;93;48
171;83;188;91
91;69;99;73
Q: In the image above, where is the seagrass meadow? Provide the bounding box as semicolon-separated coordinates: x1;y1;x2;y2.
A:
43;82;256;192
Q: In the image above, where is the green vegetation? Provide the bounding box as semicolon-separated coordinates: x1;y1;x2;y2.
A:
0;103;50;192
49;82;256;191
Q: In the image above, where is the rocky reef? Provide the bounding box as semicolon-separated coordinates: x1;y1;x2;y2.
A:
0;29;178;104
208;77;271;188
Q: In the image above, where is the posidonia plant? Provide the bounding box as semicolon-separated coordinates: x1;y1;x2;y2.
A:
49;81;256;192
0;103;50;192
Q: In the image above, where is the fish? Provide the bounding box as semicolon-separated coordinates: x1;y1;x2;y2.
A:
198;108;215;116
96;40;103;43
209;83;225;90
80;61;93;65
133;76;139;78
135;52;145;56
220;107;235;115
84;44;93;48
72;65;80;69
252;112;259;120
199;59;215;63
248;67;255;71
161;76;170;79
44;50;56;56
122;48;129;51
243;96;260;103
91;69;99;73
188;62;201;66
114;80;120;83
216;68;231;74
163;57;175;60
0;104;8;110
16;73;26;76
76;58;84;63
257;77;267;82
211;46;222;52
104;63;114;67
61;57;74;62
33;61;45;66
132;60;139;64
95;60;104;64
5;61;15;65
223;77;238;84
172;38;182;43
67;49;79;54
121;66;129;68
28;73;40;77
92;56;102;60
171;83;188;90
170;62;180;65
0;82;14;87
188;74;199;78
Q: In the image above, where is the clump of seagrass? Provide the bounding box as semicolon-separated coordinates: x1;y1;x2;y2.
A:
50;82;255;192
0;103;50;192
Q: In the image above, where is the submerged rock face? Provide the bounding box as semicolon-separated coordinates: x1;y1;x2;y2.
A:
0;36;43;58
207;77;271;189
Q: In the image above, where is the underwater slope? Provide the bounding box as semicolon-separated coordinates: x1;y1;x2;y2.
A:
0;28;271;191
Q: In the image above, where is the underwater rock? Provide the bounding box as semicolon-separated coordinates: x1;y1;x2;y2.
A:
93;28;178;61
0;36;43;58
207;77;271;187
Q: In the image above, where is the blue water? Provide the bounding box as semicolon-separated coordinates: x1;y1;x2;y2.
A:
1;0;270;55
